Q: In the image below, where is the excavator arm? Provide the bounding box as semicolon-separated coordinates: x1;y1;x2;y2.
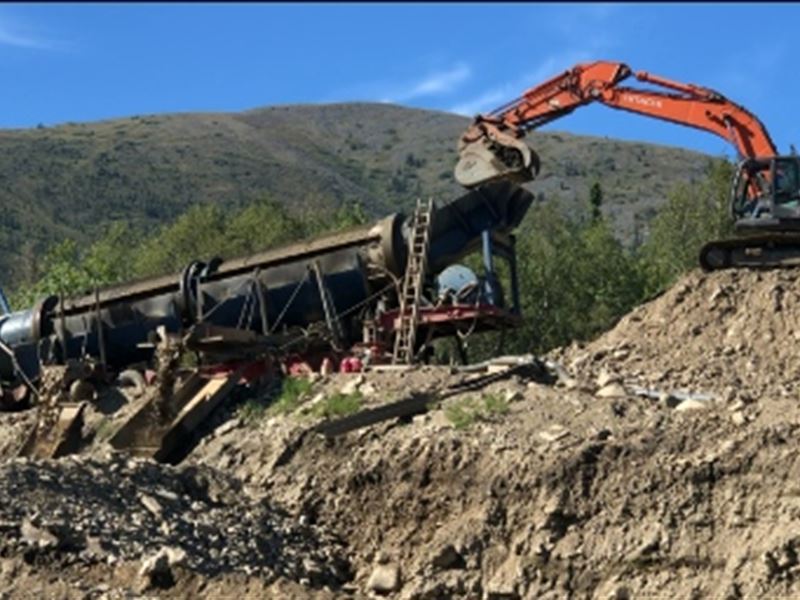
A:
455;60;778;188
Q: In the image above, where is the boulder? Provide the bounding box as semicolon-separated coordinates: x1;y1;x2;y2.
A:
367;563;401;594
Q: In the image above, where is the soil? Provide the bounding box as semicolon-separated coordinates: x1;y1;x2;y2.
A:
1;268;800;598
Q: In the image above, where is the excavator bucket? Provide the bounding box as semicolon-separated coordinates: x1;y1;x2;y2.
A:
454;123;539;188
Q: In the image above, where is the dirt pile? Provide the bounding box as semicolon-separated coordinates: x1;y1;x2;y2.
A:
554;268;800;402
3;268;800;598
191;268;800;598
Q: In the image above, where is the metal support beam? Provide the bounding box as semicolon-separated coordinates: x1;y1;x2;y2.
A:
508;235;521;315
312;260;343;350
481;230;501;306
94;287;107;368
253;268;269;336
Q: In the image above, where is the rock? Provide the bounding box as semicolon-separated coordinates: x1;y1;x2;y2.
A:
340;374;365;395
138;550;173;590
20;520;59;549
612;347;630;360
367;563;401;594
299;392;326;416
485;553;522;599
709;285;726;304
84;535;108;559
431;544;465;570
214;418;241;437
596;383;627;399
165;546;187;567
674;399;708;412
539;425;569;443
360;383;376;396
568;353;590;371
140;494;163;518
596;370;620;388
503;389;523;403
728;399;747;412
628;528;661;561
731;411;747;426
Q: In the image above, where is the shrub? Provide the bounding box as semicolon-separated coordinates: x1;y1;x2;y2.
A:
269;376;314;416
312;391;362;419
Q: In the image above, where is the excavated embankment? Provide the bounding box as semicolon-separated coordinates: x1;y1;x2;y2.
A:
1;268;800;598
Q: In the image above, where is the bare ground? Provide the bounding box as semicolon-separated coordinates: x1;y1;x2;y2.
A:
2;268;800;598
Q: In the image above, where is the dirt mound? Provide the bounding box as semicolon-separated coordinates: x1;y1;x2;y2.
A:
5;268;800;597
554;268;800;402
187;269;800;597
192;370;800;599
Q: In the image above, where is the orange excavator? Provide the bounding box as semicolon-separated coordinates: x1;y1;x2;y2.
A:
454;60;800;270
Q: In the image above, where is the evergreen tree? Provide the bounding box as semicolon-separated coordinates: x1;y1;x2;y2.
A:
589;181;604;222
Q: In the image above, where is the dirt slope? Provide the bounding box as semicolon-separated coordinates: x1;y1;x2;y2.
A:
1;268;800;598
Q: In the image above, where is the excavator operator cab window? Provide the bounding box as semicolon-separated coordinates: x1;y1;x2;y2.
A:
773;158;800;208
732;161;770;219
733;158;800;220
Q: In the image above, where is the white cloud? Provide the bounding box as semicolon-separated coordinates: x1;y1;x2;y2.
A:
0;15;65;50
329;62;473;106
449;89;507;117
387;63;472;103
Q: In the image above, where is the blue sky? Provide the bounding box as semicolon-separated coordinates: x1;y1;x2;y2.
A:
0;3;797;157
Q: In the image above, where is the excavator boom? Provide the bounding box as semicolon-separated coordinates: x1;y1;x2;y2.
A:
455;60;777;187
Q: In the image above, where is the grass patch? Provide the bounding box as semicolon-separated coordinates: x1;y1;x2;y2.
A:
312;391;362;419
268;376;314;416
482;393;510;416
444;397;481;430
444;393;510;430
238;399;268;427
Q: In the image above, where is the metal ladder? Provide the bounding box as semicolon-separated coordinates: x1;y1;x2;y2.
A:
393;197;435;364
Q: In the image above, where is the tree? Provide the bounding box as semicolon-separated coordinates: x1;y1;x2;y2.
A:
589;181;604;222
83;222;141;286
482;199;644;356
12;239;92;308
133;203;230;277
637;158;734;294
226;196;306;256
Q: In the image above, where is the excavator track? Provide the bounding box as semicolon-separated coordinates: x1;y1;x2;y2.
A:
699;234;800;271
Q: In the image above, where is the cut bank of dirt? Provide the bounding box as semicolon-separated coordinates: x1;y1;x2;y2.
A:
2;268;800;598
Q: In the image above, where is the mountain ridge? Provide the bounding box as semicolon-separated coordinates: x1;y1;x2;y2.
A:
0;102;710;285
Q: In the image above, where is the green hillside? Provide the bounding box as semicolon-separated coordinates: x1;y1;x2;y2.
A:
0;102;711;285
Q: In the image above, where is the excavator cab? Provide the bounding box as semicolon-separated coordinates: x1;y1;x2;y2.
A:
732;156;800;232
701;156;800;270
